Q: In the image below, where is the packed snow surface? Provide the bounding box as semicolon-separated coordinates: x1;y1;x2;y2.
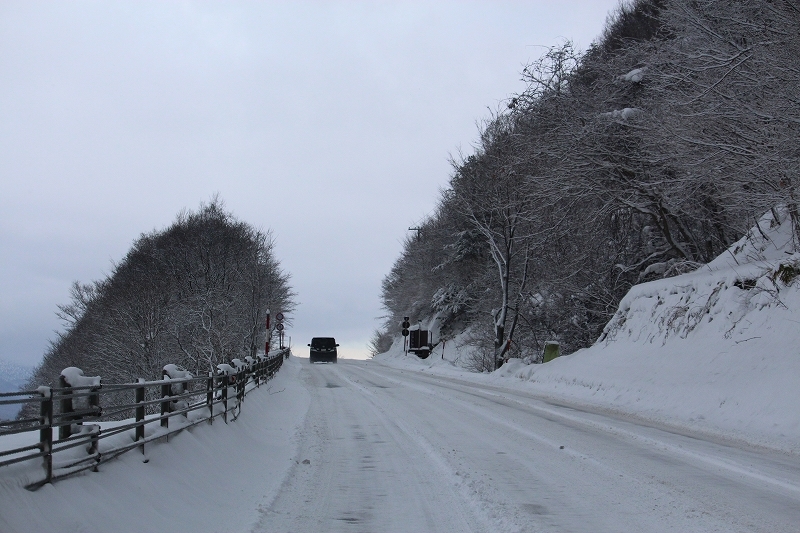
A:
3;351;800;532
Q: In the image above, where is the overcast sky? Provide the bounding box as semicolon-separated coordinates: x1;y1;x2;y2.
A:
1;0;620;366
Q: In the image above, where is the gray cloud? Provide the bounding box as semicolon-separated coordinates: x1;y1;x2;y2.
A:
1;0;619;365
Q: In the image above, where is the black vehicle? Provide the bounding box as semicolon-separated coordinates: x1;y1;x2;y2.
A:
308;337;339;363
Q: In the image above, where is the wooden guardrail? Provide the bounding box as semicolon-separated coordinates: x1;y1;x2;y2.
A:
0;348;289;490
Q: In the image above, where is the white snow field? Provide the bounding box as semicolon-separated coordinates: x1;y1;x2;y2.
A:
2;209;800;532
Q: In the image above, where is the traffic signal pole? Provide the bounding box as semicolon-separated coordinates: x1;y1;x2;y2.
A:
401;316;410;355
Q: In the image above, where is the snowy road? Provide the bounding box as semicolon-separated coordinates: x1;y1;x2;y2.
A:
255;359;800;533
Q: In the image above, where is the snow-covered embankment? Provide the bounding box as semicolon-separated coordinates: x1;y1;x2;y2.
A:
376;209;800;453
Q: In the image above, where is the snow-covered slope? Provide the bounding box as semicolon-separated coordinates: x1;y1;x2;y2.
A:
375;208;800;453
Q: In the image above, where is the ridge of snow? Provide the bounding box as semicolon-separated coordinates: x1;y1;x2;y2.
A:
162;364;192;380
60;367;101;388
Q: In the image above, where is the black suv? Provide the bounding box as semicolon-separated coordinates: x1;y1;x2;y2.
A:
308;337;339;363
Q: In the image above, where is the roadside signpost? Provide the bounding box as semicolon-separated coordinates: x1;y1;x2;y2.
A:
275;312;285;349
401;317;410;355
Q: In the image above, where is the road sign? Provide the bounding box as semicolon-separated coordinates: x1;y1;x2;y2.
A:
402;329;409;337
275;312;285;322
276;323;285;331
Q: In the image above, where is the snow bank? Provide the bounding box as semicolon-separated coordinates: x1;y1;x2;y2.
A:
375;208;800;453
0;355;310;533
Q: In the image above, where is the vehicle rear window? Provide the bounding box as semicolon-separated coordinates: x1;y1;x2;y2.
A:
311;337;336;349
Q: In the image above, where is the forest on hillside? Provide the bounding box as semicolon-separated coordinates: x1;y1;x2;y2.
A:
374;0;800;370
26;200;295;389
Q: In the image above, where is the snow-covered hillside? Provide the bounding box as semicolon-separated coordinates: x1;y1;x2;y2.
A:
375;208;800;453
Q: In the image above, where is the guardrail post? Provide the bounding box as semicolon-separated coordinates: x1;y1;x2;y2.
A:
221;373;229;424
135;379;145;453
160;373;170;429
58;375;73;440
237;367;245;405
88;384;101;471
39;388;53;484
206;372;214;424
89;385;101;417
244;356;254;392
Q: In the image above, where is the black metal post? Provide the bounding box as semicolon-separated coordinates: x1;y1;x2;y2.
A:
160;380;171;429
135;380;145;453
237;368;245;405
221;373;229;424
88;385;101;471
206;372;214;424
39;389;53;484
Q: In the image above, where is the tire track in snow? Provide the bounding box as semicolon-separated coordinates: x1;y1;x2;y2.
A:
347;361;800;532
332;363;541;533
253;361;495;533
358;362;800;497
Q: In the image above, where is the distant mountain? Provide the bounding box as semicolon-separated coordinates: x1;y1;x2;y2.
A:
0;358;34;421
